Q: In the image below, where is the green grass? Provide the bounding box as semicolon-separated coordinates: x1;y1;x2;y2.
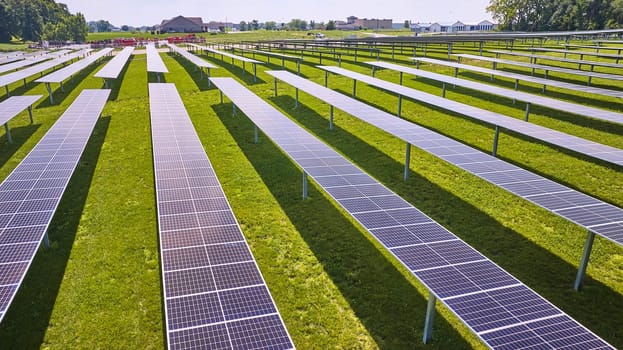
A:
0;34;621;349
0;42;29;51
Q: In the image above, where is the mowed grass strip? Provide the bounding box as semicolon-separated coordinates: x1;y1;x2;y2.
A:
0;39;619;349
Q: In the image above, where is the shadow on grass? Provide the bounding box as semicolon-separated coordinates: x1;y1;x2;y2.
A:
105;55;133;101
147;72;167;84
0;116;111;349
167;53;212;91
199;52;266;85
266;94;623;347
36;59;107;108
211;103;473;349
0;123;41;167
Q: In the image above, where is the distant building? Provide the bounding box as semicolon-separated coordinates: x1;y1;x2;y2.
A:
335;16;392;30
410;20;497;33
159;16;204;33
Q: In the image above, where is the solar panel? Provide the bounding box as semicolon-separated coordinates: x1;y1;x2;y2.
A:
0;56;52;75
411;57;623;99
0;89;110;324
454;53;623;83
531;47;623;60
94;47;135;80
0;50;91;93
0;95;42;143
366;61;623;125
35;48;114;83
271;69;623;290
210;76;614;350
319;65;623;167
0;57;25;68
188;44;261;82
167;44;217;69
148;83;293;350
146;44;169;74
489;49;623;69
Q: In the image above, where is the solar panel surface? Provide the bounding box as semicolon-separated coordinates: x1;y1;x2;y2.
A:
146;44;169;74
0;50;91;89
455;53;623;81
35;48;114;83
94;47;135;79
148;83;293;350
366;60;623;125
0;56;52;75
166;44;217;69
188;44;261;64
489;50;623;69
319;65;623;167
411;57;623;99
0;96;41;126
532;47;623;59
210;76;615;350
0;89;110;323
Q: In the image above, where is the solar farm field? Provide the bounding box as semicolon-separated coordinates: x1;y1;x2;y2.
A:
0;36;621;349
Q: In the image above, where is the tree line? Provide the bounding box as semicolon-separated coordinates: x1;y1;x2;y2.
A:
0;0;87;43
487;0;623;31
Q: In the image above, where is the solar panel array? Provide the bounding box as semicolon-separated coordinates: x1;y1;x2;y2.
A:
489;50;623;69
455;53;623;82
0;95;41;125
210;76;614;350
35;48;114;83
0;89;110;323
0;50;91;90
146;44;169;74
166;43;218;69
270;69;623;247
148;83;294;350
189;44;261;64
319;65;623;167
366;61;623;125
0;57;23;66
411;57;623;99
532;47;623;60
93;47;135;79
0;55;52;75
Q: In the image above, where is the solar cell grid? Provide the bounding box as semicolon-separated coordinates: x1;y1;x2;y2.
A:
210;76;615;349
316;66;623;167
93;46;134;80
35;48;113;83
149;83;292;350
0;89;110;323
413;56;623;99
367;60;623;126
167;44;218;69
146;44;169;74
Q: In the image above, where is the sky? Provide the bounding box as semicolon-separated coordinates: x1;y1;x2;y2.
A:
58;0;491;27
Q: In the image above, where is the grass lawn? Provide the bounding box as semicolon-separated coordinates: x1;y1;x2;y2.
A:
0;35;620;349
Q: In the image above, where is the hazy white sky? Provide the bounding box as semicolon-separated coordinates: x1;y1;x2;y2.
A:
59;0;491;27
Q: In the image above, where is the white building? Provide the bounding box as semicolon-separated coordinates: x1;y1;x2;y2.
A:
411;20;497;33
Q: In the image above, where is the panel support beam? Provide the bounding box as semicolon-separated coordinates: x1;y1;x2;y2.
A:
254;125;259;144
397;95;403;118
492;126;500;156
4;123;12;143
574;230;596;291
423;293;437;344
352;79;357;97
524;103;532;121
329;105;334;131
45;83;54;104
404;142;411;181
302;171;309;200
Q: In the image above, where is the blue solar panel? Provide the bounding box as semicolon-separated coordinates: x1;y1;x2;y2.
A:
148;83;293;350
0;89;110;323
210;77;614;350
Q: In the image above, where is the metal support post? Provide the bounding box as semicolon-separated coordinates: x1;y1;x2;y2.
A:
253;64;257;83
46;83;54;104
442;83;446;98
28;106;33;123
274;78;278;97
329;105;334;131
254;125;259;144
4;123;12;143
352;80;357;97
399;72;403;85
295;88;299;109
5;85;9;97
422;293;437;344
43;231;50;250
302;171;308;200
524;103;531;121
207;69;212;88
233;104;237;117
297;61;301;76
514;79;519;90
397;95;403;117
404;142;411;181
574;231;596;291
220;91;224;104
492;126;500;156
324;72;329;87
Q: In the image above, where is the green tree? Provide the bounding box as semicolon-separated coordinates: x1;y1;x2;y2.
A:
265;21;277;30
326;20;336;30
0;1;16;42
404;20;410;28
239;21;247;31
251;19;259;30
287;18;308;30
